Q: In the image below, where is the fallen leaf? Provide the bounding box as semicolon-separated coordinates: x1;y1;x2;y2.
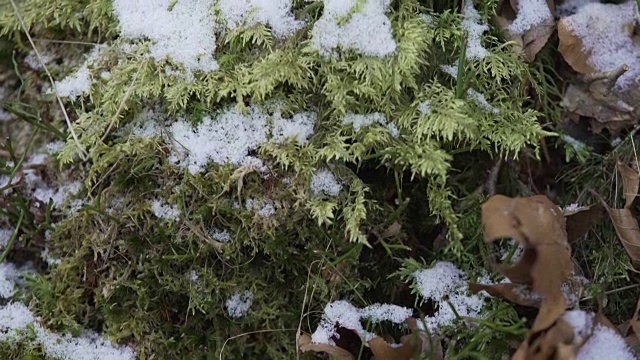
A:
495;0;556;62
557;19;594;73
564;204;605;243
470;282;541;308
298;333;355;360
369;335;421;360
604;162;640;269
512;318;576;360
630;297;640;340
618;162;640;209
482;195;572;331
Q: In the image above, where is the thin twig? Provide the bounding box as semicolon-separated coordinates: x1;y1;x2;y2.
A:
219;329;296;360
581;64;628;96
32;38;100;46
9;0;88;160
484;155;503;197
100;60;146;143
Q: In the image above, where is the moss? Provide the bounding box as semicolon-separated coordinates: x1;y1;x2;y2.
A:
0;0;570;359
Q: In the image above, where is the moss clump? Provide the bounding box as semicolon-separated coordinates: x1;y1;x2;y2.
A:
0;0;557;358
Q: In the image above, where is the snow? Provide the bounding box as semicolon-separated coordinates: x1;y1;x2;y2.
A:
0;302;135;359
311;300;412;345
226;290;253;318
33;181;82;209
130;110;165;138
466;88;500;114
462;1;489;61
342;112;399;138
440;64;458;77
562;1;640;89
46;141;66;154
556;0;598;17
417;100;431;115
413;261;487;332
54;64;91;99
217;0;303;38
208;227;231;243
0;228;12;248
311;169;342;197
112;0;219;73
508;0;553;34
54;46;103;99
0;262;18;299
311;0;396;58
272;110;316;145
150;199;180;220
562;135;587;152
563;310;635;360
24;50;53;70
245;198;276;217
170;105;315;174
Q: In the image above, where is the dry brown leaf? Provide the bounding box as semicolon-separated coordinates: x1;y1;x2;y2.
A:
560;84;637;135
298;333;355;360
564;204;605;243
606;207;640;269
557;19;595;73
482;195;572;331
495;0;555;62
618;162;640;209
512;318;576;360
369;335;422;360
631;297;640;339
470;282;541;307
604;162;640;268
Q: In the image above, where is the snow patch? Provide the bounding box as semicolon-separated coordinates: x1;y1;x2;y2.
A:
311;0;396;58
311;169;342;197
217;0;303;38
342;112;399;138
0;302;135;359
413;261;487;332
113;0;219;73
562;1;640;89
311;300;412;345
226;290;253;318
508;0;553;34
150;199;180;220
462;1;489;61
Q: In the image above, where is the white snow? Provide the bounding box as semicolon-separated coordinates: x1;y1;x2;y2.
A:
562;1;640;89
440;64;458;77
33;181;82;209
112;0;219;73
150;199;180;220
217;0;303;38
208;227;232;243
54;64;92;99
170;105;315;174
24;50;53;71
226;290;253;318
311;0;396;58
0;228;12;248
245;198;276;217
466;88;500;114
417;100;431;115
310;300;412;345
562;135;587;152
508;0;553;34
462;1;489;61
310;169;342;197
413;261;487;332
563;310;635;360
556;0;598;17
342;112;399;138
45;141;66;154
0;262;18;299
0;302;135;359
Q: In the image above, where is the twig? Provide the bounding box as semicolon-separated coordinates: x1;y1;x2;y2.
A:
581;64;628;96
484;155;503;197
8;0;88;160
100;60;146;143
32;38;100;46
0;211;23;265
219;329;296;360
